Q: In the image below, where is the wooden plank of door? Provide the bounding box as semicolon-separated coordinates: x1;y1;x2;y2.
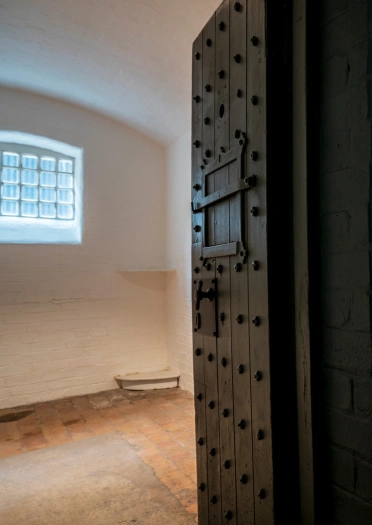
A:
202;15;216;251
202;15;218;394
194;380;209;523
192;33;203;246
214;2;237;524
192;243;204;386
193;32;209;525
205;385;221;523
229;1;255;523
214;0;230;248
247;0;274;522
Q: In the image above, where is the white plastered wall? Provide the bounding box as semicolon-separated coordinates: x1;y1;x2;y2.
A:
165;131;193;393
0;87;168;409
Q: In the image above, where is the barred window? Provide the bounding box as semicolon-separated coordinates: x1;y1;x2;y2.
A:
0;132;83;244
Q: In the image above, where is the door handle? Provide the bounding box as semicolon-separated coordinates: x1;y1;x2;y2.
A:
194;280;215;311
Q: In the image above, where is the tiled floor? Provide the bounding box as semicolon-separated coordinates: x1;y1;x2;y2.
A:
0;387;198;522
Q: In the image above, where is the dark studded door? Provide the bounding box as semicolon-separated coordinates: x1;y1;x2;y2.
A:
191;1;293;524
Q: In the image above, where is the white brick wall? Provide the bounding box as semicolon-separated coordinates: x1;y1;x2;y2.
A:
0;87;168;409
165;132;193;394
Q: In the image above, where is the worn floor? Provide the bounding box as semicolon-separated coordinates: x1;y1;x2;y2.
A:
0;387;198;524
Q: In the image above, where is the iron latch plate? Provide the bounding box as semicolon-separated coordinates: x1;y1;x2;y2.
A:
192;278;217;337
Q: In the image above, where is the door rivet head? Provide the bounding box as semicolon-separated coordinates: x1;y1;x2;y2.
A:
193;95;201;103
236;315;243;324
237;89;243;98
252;316;260;326
199;483;206;491
195;52;201;60
194;225;201;232
221;357;227;367
207;353;213;362
196;393;203;402
258;489;266;499
234;262;242;272
251;206;258;216
224;460;231;469
234;2;242;12
205;149;212;158
225;510;233;520
238;364;244;374
251;95;258;105
205;263;211;271
211;495;217;504
234;54;242;63
208;401;215;409
217;264;223;274
193;266;200;273
257;429;264;440
204;117;210;125
251;151;258;161
198;437;204;446
219;21;226;31
234;129;241;139
254;371;263;381
195;348;202;356
209;448;216;456
238;419;246;429
252;260;259;271
218;70;225;79
205;84;212;92
193;183;201;191
251;36;259;46
193;140;200;148
222;408;229;418
240;474;248;484
206;38;212;47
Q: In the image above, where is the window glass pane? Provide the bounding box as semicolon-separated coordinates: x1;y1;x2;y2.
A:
1;184;20;200
39;203;56;219
2;152;20;167
2;168;20;184
40;157;56;171
21;186;38;202
21;170;38;185
22;154;38;169
57;204;74;220
58;173;73;188
21;202;38;218
40;171;56;187
40;187;56;203
58;159;73;173
57;189;73;204
1;200;19;216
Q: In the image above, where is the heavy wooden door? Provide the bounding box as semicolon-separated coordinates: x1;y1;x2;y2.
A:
191;1;298;524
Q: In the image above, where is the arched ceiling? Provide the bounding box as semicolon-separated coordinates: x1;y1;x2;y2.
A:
0;0;221;145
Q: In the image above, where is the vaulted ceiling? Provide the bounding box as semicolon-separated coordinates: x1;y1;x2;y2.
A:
0;0;221;145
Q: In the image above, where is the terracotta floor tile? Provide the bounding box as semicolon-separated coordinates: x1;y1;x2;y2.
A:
0;387;197;517
0;440;23;458
21;434;48;453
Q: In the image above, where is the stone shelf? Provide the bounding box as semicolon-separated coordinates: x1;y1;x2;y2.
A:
115;368;180;391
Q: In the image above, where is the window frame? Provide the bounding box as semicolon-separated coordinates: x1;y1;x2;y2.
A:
0;131;83;244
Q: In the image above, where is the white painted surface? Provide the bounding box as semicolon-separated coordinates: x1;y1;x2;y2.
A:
0;87;168;409
0;0;221;145
165;131;193;393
